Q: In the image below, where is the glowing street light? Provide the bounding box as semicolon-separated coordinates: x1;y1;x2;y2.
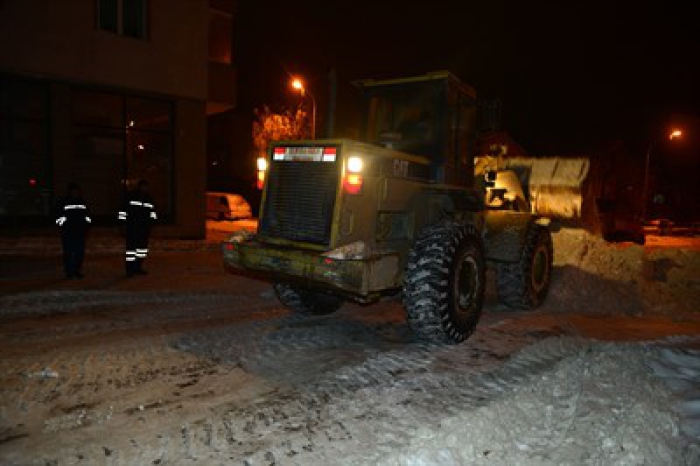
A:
291;78;303;92
641;128;684;223
290;76;316;139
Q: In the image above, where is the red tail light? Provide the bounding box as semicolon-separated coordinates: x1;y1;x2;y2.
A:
256;170;265;190
343;174;363;195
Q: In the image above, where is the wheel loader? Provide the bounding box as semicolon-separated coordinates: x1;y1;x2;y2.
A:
223;71;570;344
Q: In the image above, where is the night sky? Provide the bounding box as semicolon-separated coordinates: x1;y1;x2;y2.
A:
234;1;699;155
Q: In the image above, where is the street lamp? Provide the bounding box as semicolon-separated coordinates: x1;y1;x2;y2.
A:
290;76;316;139
641;128;683;223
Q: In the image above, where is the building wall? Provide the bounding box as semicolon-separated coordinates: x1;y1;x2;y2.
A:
0;0;208;100
170;98;207;238
0;0;212;238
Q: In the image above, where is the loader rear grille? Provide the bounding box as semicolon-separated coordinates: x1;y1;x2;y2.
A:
260;161;339;245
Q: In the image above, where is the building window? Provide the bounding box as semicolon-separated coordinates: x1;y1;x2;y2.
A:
209;8;233;64
71;89;173;222
97;0;147;39
0;76;50;219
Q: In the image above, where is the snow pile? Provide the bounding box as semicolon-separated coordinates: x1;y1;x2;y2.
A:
379;342;688;466
544;228;700;315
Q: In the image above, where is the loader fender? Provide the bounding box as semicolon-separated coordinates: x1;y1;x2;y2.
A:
482;211;536;262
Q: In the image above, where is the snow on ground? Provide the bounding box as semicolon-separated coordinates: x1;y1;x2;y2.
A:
380;341;699;466
206;218;258;234
0;226;699;464
645;234;700;251
0;219;258;256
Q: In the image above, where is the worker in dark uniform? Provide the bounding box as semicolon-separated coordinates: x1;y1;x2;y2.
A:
55;182;91;279
119;180;157;276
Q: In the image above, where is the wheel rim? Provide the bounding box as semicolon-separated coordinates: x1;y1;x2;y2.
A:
455;253;479;312
531;245;549;292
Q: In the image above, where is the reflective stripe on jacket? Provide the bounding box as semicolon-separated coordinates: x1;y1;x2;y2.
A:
120;193;157;224
55;197;90;231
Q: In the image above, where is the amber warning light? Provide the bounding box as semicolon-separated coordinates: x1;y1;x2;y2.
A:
256;171;265;190
343;174;363;194
256;156;267;190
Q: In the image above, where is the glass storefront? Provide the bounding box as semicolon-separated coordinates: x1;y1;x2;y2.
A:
0;77;51;218
71;89;174;222
0;74;174;224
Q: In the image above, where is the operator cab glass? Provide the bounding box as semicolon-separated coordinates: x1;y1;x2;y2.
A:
363;80;445;161
359;73;477;185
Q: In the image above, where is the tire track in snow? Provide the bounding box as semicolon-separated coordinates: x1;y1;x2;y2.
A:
646;345;700;465
102;336;590;464
0;290;266;317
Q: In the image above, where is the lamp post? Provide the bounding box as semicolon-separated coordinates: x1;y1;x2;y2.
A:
290;76;316;139
641;129;683;223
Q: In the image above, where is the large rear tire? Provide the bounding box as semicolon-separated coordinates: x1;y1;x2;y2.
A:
403;222;486;344
273;282;343;315
496;225;553;310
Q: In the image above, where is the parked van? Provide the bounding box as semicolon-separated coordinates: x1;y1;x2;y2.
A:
206;192;252;220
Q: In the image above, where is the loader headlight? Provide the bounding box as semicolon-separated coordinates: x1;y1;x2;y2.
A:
347;156;364;173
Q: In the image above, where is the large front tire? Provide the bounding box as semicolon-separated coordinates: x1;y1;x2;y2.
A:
273;282;343;315
403;222;486;344
496;225;553;310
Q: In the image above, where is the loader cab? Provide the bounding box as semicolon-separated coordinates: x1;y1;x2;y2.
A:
356;71;478;187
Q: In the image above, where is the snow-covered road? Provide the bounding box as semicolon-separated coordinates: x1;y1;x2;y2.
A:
0;230;698;464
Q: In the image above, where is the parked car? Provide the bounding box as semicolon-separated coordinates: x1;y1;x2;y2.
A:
206;192;252;220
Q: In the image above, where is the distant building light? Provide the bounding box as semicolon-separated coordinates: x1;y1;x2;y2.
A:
128;120;135;127
29;178;37;186
137;144;145;150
